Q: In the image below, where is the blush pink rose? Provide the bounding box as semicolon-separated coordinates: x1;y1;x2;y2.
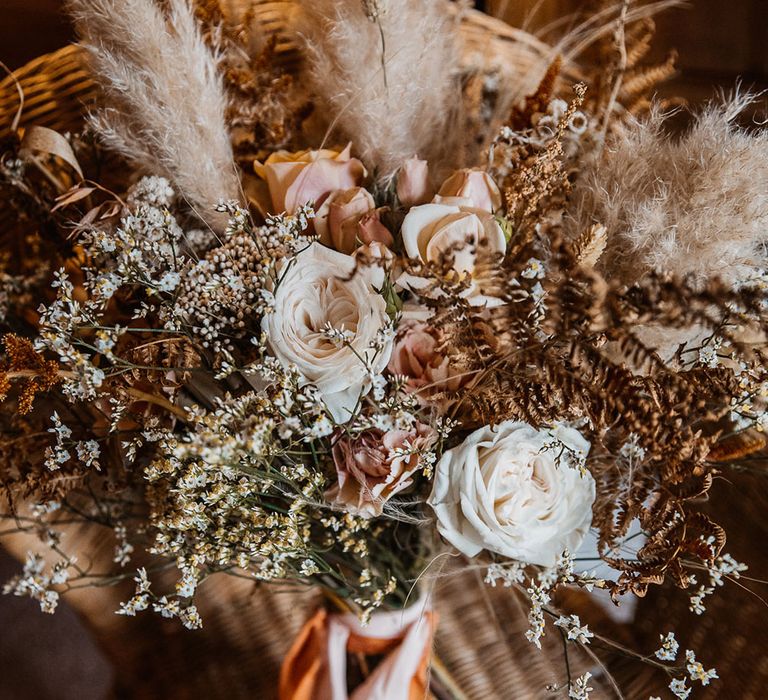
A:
437;168;501;213
387;321;465;405
315;187;394;254
358;209;394;249
328;424;436;517
396;156;433;208
254;144;366;214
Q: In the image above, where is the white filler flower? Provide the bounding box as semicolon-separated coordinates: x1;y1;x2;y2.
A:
263;242;392;423
428;420;595;566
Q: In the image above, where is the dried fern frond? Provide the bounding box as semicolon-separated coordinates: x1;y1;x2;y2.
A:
410;215;767;599
584;3;679;127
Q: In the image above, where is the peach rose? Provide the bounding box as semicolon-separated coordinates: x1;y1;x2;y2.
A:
396;156;433;208
328;423;436;517
315;187;393;254
388;321;463;405
437;168;501;213
254;144;365;214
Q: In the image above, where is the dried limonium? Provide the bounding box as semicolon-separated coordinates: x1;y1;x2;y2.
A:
170;202;313;356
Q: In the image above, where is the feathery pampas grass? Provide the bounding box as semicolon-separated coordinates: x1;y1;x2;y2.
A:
67;0;240;231
298;0;461;181
567;93;768;288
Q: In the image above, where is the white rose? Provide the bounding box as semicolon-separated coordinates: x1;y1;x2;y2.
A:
262;242;392;423
428;420;595;567
397;201;506;306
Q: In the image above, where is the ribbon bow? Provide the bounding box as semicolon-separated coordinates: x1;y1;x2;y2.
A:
280;598;436;700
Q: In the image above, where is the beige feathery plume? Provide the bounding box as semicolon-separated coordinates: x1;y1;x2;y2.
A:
298;0;461;181
567;92;768;288
67;0;240;231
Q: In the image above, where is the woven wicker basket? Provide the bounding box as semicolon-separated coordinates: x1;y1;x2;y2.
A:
1;518;611;699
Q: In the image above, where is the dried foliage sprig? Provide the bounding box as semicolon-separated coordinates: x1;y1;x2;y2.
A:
413;225;768;599
194;0;308;162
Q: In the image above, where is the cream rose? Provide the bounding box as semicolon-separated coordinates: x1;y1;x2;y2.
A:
262;242;392;422
428;421;595;567
254;145;365;214
397;201;506;306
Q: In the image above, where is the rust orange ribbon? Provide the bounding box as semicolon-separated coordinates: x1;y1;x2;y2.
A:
279;599;436;700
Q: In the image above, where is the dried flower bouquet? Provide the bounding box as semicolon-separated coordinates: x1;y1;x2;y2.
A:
1;1;766;698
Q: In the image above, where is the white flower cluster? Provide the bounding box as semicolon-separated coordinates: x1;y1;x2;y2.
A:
116;567;202;630
729;359;768;430
36;270;105;400
655;631;680;661
568;672;593;700
171;203;313;353
525;581;550;649
484;562;526;588
44;410;72;470
486;552;606;651
688;551;747;615
554;614;593;645
652;632;718;698
2;552;73;614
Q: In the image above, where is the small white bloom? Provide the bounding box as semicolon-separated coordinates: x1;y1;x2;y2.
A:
157;271;181;292
685;650;718;686
569;672;593;700
176;569;198;598
655;631;679;661
180;605;202;630
554;614;593;644
76;440;101;469
300;559;320;576
522;258;545;279
669;678;691;700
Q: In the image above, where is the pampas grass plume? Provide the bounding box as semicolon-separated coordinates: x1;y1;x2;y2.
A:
568;92;768;288
67;0;240;231
299;0;461;181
